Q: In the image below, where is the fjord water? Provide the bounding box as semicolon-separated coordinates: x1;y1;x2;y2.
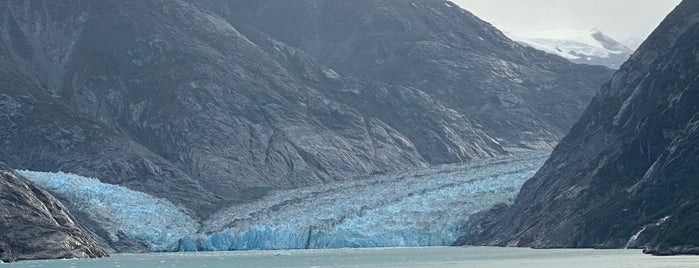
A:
4;247;699;268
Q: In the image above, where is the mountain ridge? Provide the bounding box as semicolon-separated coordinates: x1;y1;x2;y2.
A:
457;0;699;255
207;0;614;149
0;0;612;218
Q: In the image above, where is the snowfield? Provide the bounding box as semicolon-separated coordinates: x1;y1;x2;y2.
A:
506;28;633;68
18;150;548;251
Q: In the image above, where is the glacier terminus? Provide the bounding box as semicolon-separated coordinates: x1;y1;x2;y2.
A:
18;150;548;252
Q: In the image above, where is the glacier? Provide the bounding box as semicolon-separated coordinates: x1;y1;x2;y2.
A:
506;28;630;60
505;28;633;68
17;170;199;252
17;150;548;252
198;150;548;251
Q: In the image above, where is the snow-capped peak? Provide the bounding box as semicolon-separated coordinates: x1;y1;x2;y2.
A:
505;28;634;69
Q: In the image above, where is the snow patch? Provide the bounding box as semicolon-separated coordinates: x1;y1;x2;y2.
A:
321;68;341;79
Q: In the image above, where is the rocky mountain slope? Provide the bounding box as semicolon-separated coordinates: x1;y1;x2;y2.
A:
458;0;699;255
0;165;108;262
507;28;634;69
0;0;502;213
1;0;610;218
210;0;613;149
0;48;218;213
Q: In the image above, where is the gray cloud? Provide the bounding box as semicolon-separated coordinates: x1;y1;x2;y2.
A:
451;0;682;40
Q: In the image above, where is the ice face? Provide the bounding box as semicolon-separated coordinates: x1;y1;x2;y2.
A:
199;150;548;250
17;170;199;252
17;150;547;252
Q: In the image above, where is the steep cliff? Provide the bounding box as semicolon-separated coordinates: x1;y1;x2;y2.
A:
0;165;108;262
459;0;699;255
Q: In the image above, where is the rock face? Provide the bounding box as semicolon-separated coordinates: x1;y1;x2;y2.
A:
0;241;14;263
0;165;108;262
458;0;699;255
210;0;613;149
0;44;217;214
0;0;610;216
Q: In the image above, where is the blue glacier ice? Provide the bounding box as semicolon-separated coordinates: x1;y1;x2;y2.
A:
17;150;548;252
198;150;549;250
17;170;199;251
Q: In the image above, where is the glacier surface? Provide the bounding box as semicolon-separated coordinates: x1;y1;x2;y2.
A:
198;150;548;251
17;170;199;251
17;150;547;252
504;28;634;68
506;28;631;60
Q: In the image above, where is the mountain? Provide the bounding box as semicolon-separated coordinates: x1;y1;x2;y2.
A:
622;37;645;50
0;40;218;214
0;0;521;213
0;0;612;219
0;165;108;262
209;0;614;149
458;0;699;255
507;28;634;69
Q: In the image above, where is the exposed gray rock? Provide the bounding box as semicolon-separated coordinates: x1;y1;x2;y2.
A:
644;245;699;256
0;0;612;251
0;0;436;209
0;165;108;261
211;0;613;149
0;48;218;215
458;0;699;255
0;241;15;263
0;0;623;257
0;0;519;213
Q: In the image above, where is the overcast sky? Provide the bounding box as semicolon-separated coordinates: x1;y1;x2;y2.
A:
451;0;682;42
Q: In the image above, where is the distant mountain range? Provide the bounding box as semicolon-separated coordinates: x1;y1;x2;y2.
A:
507;28;634;69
